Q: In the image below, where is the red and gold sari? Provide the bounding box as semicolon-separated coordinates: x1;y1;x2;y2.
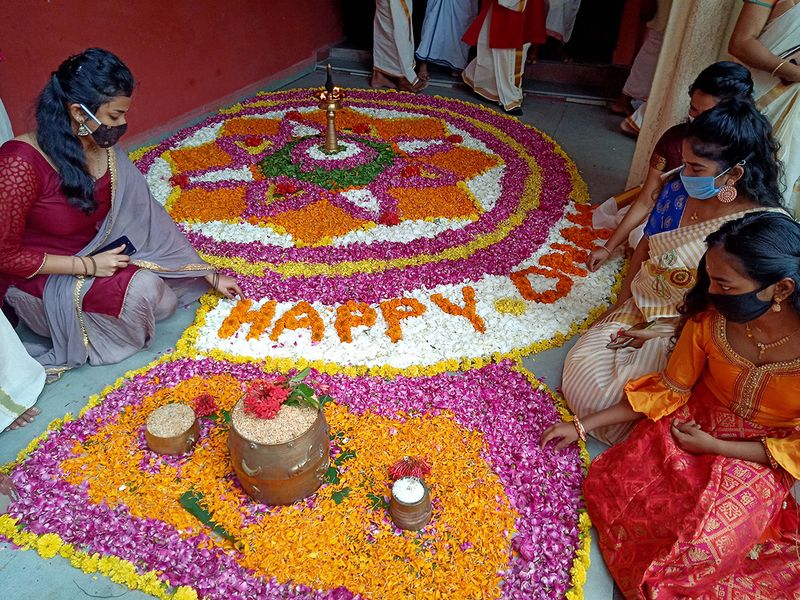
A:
585;311;800;599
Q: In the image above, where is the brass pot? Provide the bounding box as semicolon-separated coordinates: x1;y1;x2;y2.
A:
145;404;199;456
389;479;432;531
229;401;330;506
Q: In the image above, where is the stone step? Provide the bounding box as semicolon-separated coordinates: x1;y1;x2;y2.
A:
320;44;624;101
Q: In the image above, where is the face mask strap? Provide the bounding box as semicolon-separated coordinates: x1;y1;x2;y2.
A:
78;103;102;126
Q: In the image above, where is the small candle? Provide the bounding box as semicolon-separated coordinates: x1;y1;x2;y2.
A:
392;476;424;504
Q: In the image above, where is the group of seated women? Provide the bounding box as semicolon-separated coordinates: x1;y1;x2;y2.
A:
543;60;800;597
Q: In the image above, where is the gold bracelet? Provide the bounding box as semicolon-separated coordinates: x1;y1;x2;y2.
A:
597;245;612;256
771;61;786;78
87;255;97;277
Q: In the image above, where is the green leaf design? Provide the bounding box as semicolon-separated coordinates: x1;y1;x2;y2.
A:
178;490;236;543
367;493;390;511
295;383;315;397
259;136;397;191
333;450;356;465
332;487;351;505
289;367;311;384
323;466;340;485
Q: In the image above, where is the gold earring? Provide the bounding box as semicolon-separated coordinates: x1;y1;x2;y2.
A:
77;120;91;136
772;298;782;312
717;185;737;203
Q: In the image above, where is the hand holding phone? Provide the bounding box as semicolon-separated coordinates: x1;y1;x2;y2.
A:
90;236;136;257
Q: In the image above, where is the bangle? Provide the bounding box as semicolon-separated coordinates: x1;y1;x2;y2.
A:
87;255;97;277
771;61;786;78
78;256;88;276
761;437;779;469
597;245;612;256
572;416;587;442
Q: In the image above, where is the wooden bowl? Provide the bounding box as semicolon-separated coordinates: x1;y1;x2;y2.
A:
389;477;432;531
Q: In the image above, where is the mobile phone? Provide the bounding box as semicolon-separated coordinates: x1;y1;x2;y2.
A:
90;236;137;256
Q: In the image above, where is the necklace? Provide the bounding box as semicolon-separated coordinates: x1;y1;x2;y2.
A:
745;323;800;358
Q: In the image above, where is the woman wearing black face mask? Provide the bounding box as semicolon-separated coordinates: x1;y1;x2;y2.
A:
542;211;800;597
0;48;243;391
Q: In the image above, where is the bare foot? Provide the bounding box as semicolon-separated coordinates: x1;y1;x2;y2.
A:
399;77;428;93
417;63;429;82
4;406;41;431
619;118;639;138
370;69;398;90
609;95;634;116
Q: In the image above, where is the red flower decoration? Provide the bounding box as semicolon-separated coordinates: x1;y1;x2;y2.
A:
389;456;432;480
401;164;421;178
192;393;219;418
379;212;400;226
352;123;370;135
245;135;261;147
446;134;463;144
170;173;190;188
243;378;291;420
286;110;303;121
275;182;299;196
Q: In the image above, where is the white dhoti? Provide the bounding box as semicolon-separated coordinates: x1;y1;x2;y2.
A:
0;311;45;431
545;0;582;43
462;5;529;111
373;0;419;85
622;29;664;101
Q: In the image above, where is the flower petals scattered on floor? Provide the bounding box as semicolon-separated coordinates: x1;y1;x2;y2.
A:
136;89;620;373
2;357;589;600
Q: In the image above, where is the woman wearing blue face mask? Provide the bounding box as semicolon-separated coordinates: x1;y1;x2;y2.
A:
0;48;243;385
544;211;800;598
562;99;785;445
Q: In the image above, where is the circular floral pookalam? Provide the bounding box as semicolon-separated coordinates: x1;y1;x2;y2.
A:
1;356;590;600
135;89;621;373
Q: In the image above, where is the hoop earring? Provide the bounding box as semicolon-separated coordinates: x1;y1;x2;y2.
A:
717;185;737;203
77;121;92;137
772;299;782;313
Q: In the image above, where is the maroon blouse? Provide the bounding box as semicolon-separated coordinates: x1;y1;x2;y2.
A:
0;140;137;317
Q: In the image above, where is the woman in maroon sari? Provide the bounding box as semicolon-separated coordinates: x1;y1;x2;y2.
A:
543;211;800;598
0;48;241;383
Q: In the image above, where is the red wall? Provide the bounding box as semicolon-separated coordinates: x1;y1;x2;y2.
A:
0;0;343;141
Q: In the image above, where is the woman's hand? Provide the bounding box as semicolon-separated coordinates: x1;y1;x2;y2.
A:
671;419;719;455
586;247;612;272
540;422;579;450
208;273;244;300
91;244;130;277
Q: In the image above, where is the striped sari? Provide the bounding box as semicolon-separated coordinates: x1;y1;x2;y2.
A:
563;180;781;444
752;0;800;216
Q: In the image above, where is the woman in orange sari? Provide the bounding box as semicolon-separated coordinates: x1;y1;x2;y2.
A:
542;211;800;598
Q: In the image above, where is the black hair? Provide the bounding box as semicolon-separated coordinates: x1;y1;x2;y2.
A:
685;99;784;208
689;61;754;104
35;48;135;213
678;211;800;333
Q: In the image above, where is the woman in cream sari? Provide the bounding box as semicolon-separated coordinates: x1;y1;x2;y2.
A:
562;100;785;445
729;0;800;216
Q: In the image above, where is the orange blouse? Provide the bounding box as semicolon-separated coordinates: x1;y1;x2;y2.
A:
624;311;800;478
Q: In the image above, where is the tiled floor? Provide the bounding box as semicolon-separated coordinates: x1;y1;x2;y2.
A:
0;65;635;599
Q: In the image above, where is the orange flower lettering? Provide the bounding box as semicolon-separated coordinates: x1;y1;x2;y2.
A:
270;301;325;343
431;286;486;333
